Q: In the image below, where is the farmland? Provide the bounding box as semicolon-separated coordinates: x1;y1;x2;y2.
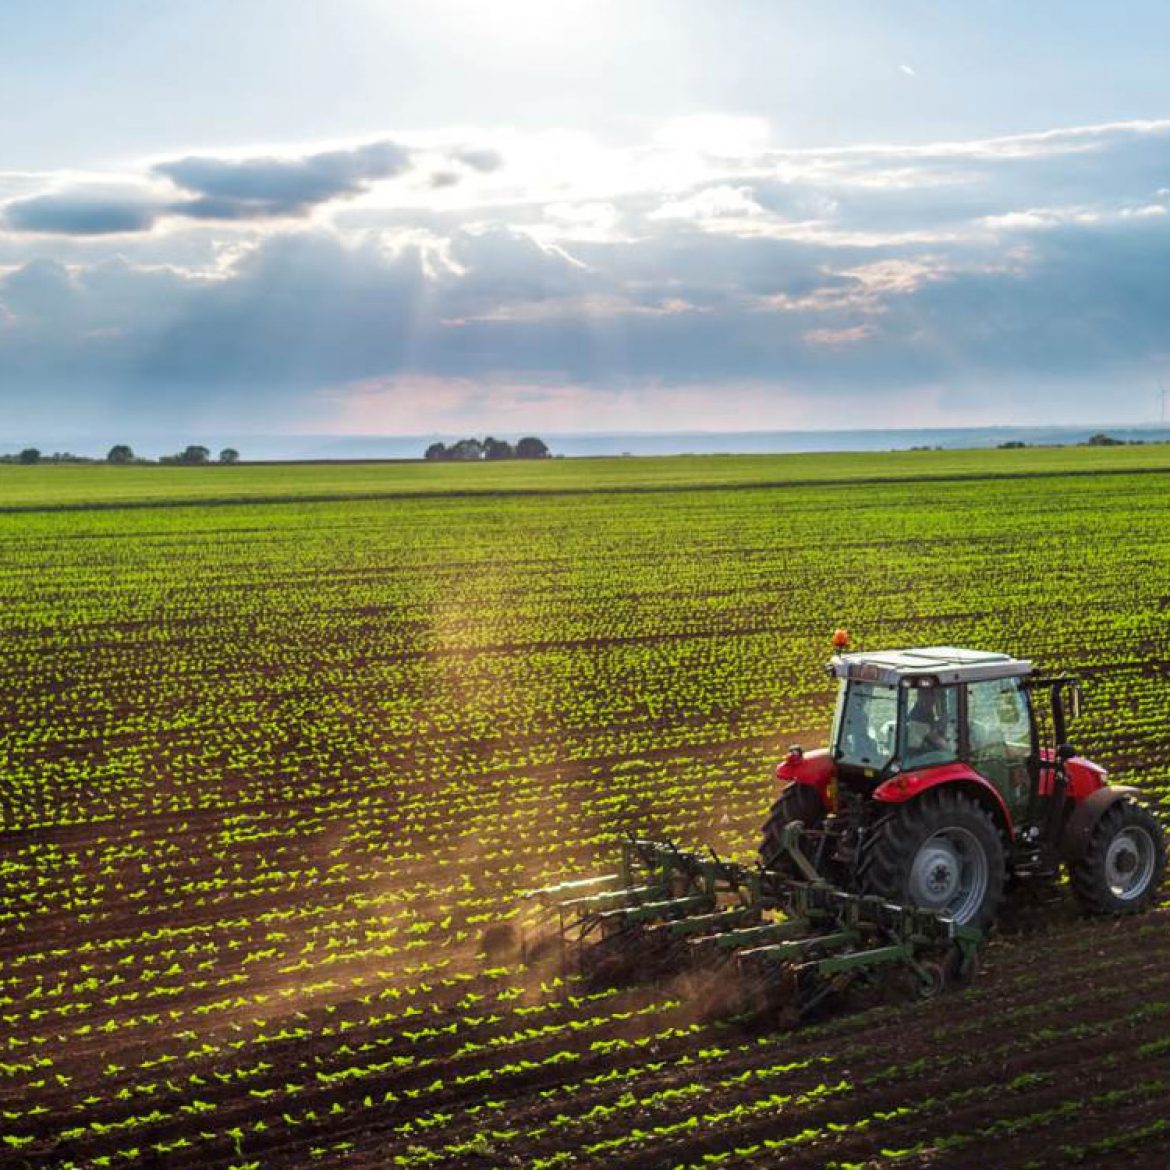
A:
2;449;1170;1169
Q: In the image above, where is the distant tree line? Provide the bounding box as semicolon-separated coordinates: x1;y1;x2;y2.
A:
996;433;1150;450
2;445;241;465
424;436;551;461
0;448;95;464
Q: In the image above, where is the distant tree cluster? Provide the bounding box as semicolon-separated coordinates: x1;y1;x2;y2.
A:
2;444;242;465
157;445;239;465
424;436;551;461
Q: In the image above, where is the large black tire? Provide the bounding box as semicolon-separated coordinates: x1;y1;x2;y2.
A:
1069;798;1166;916
758;783;827;874
859;788;1006;930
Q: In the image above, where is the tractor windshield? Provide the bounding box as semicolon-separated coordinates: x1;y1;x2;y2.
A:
833;680;899;770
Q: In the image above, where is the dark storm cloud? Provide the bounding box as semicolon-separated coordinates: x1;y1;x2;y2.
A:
124;232;428;398
4;190;161;235
2;138;439;236
155;139;412;219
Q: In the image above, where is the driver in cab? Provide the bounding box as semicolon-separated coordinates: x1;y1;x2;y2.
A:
906;688;951;760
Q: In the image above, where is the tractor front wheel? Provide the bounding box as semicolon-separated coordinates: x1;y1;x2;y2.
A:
1070;798;1166;915
859;789;1006;930
758;783;827;874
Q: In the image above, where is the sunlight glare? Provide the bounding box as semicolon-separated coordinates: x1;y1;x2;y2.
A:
410;0;604;53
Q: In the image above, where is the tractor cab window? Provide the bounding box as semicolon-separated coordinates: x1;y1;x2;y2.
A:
966;676;1033;819
834;681;899;770
900;684;959;770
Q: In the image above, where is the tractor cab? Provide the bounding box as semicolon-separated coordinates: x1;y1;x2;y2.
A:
827;646;1080;829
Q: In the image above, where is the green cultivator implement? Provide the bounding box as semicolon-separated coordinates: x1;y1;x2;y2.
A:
527;828;983;1019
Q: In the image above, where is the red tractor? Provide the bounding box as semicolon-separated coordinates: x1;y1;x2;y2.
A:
531;639;1166;1010
761;641;1166;928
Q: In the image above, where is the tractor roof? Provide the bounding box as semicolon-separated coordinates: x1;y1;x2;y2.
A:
829;646;1034;687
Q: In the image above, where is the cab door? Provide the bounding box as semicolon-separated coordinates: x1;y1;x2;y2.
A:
964;676;1034;824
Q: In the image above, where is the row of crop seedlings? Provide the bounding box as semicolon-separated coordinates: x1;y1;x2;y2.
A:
13;918;1169;1168
2;823;726;1089
0;488;963;824
3;867;518;1041
1;623;829;831
3;731;785;945
379;948;1170;1169
268;952;1164;1168
9;575;1160;833
2;973;697;1165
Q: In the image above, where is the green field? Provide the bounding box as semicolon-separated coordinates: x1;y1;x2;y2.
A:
3;450;1170;1168
4;442;1170;508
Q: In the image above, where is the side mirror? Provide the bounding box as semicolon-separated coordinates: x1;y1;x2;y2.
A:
1056;742;1078;762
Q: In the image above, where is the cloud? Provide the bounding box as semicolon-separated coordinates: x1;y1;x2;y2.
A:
155;139;412;220
1;138;457;236
0;258;79;316
4;186;162;235
3;117;1170;434
803;324;875;346
450;147;503;173
309;372;822;434
649;185;768;223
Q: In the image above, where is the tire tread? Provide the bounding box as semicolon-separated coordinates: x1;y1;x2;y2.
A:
857;788;1006;930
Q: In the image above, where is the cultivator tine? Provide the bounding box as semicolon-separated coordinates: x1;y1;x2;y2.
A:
526;872;622;898
658;905;761;939
690;917;806;959
557;885;661;912
736;930;856;966
598;892;716;927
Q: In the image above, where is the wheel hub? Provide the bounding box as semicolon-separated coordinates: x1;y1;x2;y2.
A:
916;848;960;900
908;827;989;924
1105;827;1157;901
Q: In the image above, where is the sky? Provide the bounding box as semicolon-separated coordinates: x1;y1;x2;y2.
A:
2;0;1170;444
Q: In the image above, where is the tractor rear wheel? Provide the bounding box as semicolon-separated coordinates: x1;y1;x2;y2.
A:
758;783;827;874
859;789;1006;930
1069;798;1166;915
